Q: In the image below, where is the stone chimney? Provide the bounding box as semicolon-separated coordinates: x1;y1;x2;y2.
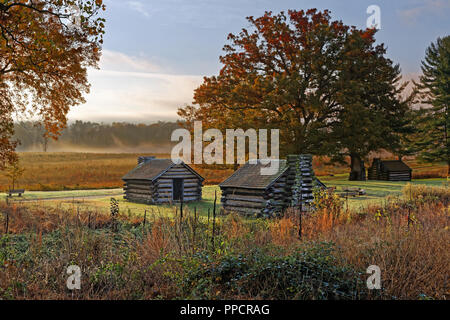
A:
287;154;315;210
138;156;156;165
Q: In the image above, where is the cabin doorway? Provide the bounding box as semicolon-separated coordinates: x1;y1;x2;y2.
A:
172;178;184;201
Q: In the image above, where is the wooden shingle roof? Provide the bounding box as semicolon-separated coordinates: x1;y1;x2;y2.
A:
219;160;289;190
381;160;411;172
122;159;204;181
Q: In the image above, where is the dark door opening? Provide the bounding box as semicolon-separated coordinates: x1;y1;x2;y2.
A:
172;178;183;201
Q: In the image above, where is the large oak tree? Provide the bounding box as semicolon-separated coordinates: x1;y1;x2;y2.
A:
180;10;350;155
178;9;411;180
0;0;105;169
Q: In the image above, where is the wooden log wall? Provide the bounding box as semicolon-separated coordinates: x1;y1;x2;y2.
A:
388;171;412;181
156;164;202;203
262;171;289;217
221;154;318;218
123;179;157;204
368;160;411;181
221;171;290;218
221;187;267;217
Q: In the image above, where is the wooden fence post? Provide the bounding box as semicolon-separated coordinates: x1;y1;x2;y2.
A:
192;207;197;252
143;210;147;227
211;191;217;250
5;209;9;235
180;197;184;223
298;191;303;240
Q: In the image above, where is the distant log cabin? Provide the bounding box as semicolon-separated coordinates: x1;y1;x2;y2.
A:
219;156;323;218
122;157;204;204
219;160;290;217
367;158;412;181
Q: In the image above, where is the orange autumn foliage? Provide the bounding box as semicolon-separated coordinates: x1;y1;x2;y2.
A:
0;1;106;169
178;9;379;157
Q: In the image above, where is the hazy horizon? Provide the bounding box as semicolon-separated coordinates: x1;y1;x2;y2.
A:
59;0;450;124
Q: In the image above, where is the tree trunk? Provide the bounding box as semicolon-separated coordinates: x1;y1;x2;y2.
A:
349;154;366;181
445;114;449;178
43;136;48;152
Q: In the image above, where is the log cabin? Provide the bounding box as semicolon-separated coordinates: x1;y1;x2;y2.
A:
219;160;290;217
122;157;204;204
219;155;322;218
367;158;412;181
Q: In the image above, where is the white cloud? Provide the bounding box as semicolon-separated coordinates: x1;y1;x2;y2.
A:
99;50;164;73
399;0;450;23
68;50;203;123
126;1;150;18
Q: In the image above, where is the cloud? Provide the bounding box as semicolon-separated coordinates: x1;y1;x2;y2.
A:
126;1;150;18
100;50;164;73
399;0;450;23
68;50;203;123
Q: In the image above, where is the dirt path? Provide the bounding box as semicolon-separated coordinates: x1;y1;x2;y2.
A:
8;192;123;203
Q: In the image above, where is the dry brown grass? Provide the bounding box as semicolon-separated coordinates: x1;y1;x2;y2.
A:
412;169;448;179
313;154;448;178
222;187;449;300
403;183;450;204
190;165;235;185
0;152;446;193
0;152;160;191
0;185;448;300
325;201;449;300
0;153;234;191
0;202;118;234
236;185;450;299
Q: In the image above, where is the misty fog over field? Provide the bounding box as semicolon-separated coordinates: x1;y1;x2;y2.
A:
13;120;177;153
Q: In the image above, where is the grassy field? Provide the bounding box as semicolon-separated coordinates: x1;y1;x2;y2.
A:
313;155;448;179
1;183;448;300
0;152;170;191
321;175;448;209
0;153;448;300
2;179;447;217
1;186;222;219
0;152;235;191
0;152;447;192
0;152;447;220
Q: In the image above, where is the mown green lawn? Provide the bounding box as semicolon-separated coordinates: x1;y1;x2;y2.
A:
84;185;222;218
2;178;447;216
2;186;222;219
321;174;448;209
0;188;124;201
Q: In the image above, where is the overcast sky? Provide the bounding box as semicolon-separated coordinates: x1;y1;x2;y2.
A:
66;0;450;123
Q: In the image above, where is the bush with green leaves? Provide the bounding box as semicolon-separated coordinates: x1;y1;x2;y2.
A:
180;243;369;300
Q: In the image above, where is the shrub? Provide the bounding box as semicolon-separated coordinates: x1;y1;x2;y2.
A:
403;183;450;205
0;192;448;300
180;243;368;300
